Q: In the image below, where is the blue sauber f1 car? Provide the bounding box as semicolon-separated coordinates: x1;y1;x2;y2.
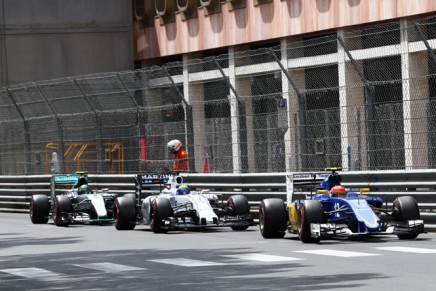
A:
259;168;425;243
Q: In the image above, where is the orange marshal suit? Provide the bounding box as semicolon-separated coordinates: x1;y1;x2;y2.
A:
172;148;188;171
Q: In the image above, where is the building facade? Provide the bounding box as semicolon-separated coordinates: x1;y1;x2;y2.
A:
2;0;436;175
0;0;133;87
129;0;436;173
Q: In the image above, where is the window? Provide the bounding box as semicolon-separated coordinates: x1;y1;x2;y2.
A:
305;65;339;110
177;0;198;20
364;56;404;169
303;33;337;57
204;80;230;119
362;23;400;49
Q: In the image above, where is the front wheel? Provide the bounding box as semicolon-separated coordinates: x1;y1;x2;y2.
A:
30;195;50;224
298;200;324;243
393;196;421;240
259;198;287;238
228;195;250;231
113;196;137;230
150;198;173;233
53;195;72;227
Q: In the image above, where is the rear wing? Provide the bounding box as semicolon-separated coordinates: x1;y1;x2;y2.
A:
286;167;343;204
50;172;88;200
135;174;183;198
286;172;330;205
139;174;172;185
52;174;80;185
49;174;79;202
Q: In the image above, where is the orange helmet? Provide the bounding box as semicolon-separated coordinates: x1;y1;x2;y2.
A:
331;185;346;195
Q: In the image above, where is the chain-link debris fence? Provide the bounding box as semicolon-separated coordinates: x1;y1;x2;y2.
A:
1;15;436;175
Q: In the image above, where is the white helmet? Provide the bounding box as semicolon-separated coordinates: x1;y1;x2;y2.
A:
167;139;182;153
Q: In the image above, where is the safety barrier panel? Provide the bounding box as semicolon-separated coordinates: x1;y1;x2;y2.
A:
1;170;436;230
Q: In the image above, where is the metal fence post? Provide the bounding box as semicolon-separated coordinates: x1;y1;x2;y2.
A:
6;88;31;174
210;56;247;173
414;21;436;66
162;66;195;172
73;78;104;173
117;72;143;172
36;84;66;173
337;37;375;169
268;48;308;170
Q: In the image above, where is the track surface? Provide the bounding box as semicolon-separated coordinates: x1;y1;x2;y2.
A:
0;213;434;290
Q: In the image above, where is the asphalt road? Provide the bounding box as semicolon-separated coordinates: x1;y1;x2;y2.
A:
0;213;435;291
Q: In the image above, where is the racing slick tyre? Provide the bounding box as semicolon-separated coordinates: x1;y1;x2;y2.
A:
298;200;325;243
259;198;287;238
113;196;137;230
228;195;250;231
393;196;421;240
150;197;173;233
30;195;50;224
53;195;72;227
123;193;137;203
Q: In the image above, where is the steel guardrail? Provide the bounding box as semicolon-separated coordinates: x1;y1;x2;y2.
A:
1;170;436;229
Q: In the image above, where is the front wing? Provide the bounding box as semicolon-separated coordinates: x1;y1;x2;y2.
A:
309;220;425;239
158;214;253;230
57;211;114;224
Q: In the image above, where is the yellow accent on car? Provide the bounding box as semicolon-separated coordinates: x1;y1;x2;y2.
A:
289;203;299;231
325;167;342;171
360;188;370;196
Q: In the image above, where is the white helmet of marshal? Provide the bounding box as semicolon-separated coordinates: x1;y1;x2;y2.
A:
167;139;182;153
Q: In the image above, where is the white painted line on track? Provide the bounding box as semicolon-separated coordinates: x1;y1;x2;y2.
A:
148;258;225;267
376;246;436;253
222;253;303;262
1;267;62;279
212;241;268;245
73;262;145;273
294;249;380;257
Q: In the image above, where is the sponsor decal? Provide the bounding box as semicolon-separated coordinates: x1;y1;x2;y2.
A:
54;175;79;184
292;173;329;180
141;174;171;184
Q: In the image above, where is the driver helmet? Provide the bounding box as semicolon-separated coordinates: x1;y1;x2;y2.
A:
329;173;342;187
167;139;182;153
330;185;346;197
176;184;190;195
78;184;90;194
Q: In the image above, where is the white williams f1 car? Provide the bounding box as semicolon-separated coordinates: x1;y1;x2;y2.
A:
113;175;253;232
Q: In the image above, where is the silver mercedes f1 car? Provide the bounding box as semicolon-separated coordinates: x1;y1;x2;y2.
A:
30;172;117;226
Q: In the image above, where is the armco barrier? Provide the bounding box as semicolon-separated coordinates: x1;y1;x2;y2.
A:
0;175;137;213
1;170;436;229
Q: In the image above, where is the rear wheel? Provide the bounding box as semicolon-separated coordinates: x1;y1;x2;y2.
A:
298;200;324;243
123;193;137;202
393;196;420;240
228;195;250;231
53;195;72;227
113;196;137;230
259;198;287;238
150;198;173;233
29;195;50;224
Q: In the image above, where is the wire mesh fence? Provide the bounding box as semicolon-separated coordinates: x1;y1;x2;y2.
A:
1;15;436;175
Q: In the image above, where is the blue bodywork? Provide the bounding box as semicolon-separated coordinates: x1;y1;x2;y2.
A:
290;170;424;240
311;192;384;233
309;170;386;234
